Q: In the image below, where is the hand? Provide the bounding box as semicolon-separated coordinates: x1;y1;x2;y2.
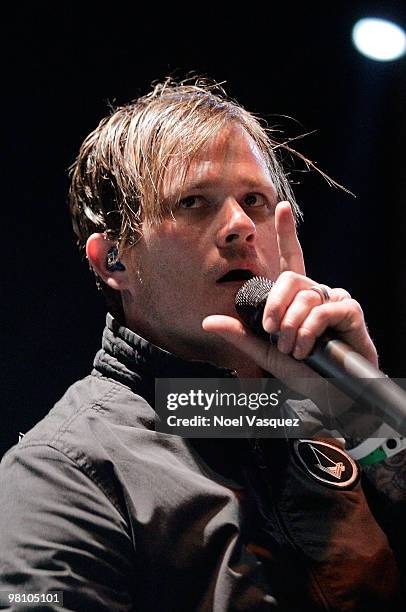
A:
202;201;378;380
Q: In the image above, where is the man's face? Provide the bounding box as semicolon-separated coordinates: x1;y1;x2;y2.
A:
122;124;281;357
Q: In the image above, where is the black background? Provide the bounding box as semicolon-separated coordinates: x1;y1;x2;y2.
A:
2;2;406;456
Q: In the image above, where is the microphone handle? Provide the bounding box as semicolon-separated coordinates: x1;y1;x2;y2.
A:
272;329;406;435
243;293;406;434
236;279;406;434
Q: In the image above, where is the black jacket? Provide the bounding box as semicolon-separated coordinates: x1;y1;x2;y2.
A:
0;314;404;611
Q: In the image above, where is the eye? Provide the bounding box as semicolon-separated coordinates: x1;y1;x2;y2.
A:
178;196;205;209
243;193;266;208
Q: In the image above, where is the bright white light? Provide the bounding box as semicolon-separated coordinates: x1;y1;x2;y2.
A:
352;18;406;61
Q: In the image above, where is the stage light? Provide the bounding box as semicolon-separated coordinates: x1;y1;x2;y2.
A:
352;18;406;61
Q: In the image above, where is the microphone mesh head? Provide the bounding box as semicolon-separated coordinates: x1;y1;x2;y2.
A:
235;276;274;329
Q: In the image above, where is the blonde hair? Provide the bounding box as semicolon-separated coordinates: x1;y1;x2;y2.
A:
68;78;313;252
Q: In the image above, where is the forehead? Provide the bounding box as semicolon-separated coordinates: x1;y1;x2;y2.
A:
163;124;277;198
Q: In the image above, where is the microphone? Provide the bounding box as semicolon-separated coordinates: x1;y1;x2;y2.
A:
235;276;406;435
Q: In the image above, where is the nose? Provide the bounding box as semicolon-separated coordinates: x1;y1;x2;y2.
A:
215;199;256;248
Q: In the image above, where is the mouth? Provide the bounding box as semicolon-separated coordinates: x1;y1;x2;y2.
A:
216;269;255;284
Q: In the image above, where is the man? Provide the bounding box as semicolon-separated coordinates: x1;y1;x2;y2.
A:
0;78;404;610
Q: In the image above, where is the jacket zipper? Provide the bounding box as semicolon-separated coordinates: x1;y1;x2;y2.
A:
247;440;332;611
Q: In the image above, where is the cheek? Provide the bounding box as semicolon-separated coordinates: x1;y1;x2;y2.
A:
137;236;198;286
149;226;206;268
257;223;278;251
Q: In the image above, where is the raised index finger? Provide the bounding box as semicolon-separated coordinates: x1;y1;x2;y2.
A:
275;201;306;275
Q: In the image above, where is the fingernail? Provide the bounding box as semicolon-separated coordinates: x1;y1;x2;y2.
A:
263;316;276;333
278;337;290;354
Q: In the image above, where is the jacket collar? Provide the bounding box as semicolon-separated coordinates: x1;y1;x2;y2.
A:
92;315;248;484
92;313;236;396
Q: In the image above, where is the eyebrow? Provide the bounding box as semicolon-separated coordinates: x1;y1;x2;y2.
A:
180;177;277;193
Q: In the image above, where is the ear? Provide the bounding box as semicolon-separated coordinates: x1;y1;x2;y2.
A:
86;233;128;291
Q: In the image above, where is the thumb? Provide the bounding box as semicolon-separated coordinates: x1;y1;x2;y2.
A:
202;315;352;415
202;314;312;379
202;314;272;371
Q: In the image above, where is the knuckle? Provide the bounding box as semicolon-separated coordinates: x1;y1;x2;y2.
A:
348;299;364;318
279;270;298;284
297;326;313;344
299;289;318;307
266;295;284;317
333;288;351;300
280;318;297;334
317;306;330;323
308;305;329;326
